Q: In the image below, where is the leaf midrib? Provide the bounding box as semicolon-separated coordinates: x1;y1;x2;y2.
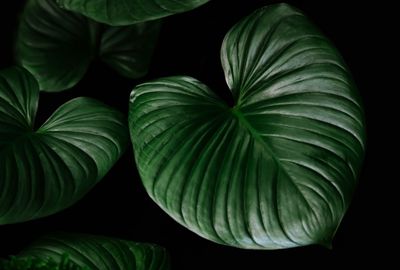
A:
230;106;277;162
231;106;317;200
230;106;327;241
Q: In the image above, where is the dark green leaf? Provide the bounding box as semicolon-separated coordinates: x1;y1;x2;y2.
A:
18;233;170;270
0;255;87;270
56;0;210;26
16;0;160;92
0;67;128;225
128;4;366;249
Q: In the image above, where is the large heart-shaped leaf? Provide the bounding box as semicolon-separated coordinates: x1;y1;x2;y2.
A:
16;0;160;92
128;4;366;249
56;0;210;26
2;233;170;270
0;67;128;225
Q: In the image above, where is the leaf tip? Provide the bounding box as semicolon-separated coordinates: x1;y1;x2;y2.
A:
319;240;333;250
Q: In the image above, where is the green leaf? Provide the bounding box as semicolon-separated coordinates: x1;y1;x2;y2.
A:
56;0;210;26
16;0;160;92
0;255;88;270
18;233;170;270
0;67;128;225
128;4;366;249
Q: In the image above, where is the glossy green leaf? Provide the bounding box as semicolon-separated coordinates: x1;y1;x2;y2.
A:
16;0;160;92
0;67;128;225
128;4;366;249
56;0;210;26
17;233;170;270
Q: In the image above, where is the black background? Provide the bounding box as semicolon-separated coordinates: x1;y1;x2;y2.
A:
0;0;391;269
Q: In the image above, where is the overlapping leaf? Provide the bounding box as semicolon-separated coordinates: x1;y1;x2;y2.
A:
17;234;170;270
0;67;128;225
16;0;160;92
128;4;366;249
56;0;210;26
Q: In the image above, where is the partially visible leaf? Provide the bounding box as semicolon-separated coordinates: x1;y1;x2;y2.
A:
56;0;210;26
0;255;87;270
100;23;160;79
128;4;366;249
18;233;170;270
16;0;160;92
0;67;128;225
